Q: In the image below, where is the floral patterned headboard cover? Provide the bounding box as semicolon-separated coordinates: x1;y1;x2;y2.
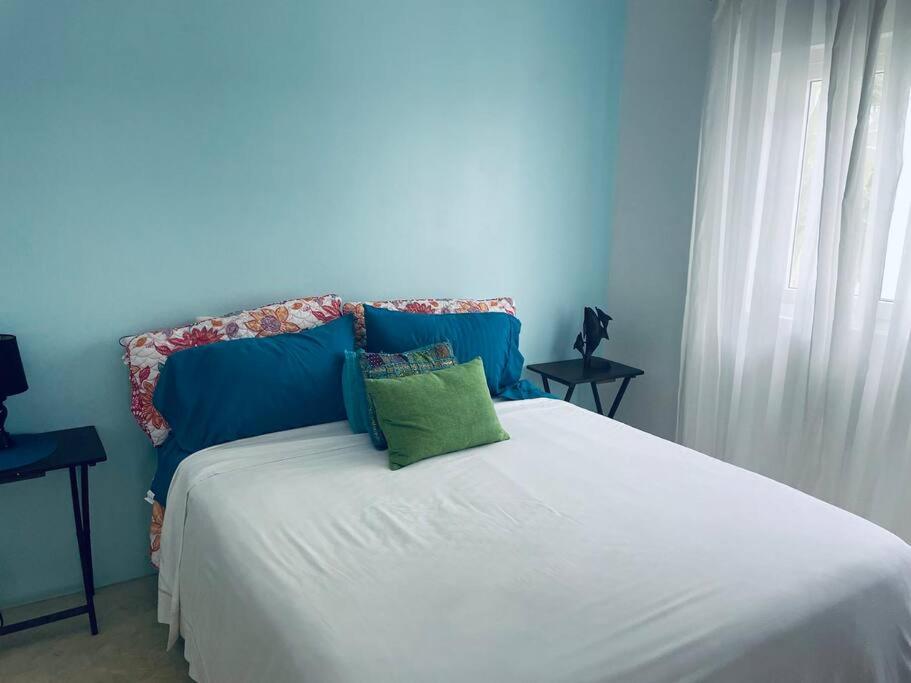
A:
342;297;516;348
122;293;342;447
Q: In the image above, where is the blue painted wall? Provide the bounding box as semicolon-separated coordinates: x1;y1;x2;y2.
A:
0;0;626;606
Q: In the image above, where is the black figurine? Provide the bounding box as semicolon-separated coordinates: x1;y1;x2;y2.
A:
573;307;612;369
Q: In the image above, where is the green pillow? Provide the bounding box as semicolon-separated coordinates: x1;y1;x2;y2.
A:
364;358;510;470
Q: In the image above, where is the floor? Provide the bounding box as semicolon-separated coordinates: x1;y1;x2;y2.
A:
0;575;191;682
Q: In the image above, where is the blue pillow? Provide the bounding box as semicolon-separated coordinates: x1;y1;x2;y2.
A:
363;306;524;396
153;314;354;455
342;349;370;434
150;436;189;507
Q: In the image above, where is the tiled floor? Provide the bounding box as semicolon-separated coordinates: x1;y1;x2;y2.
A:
0;575;191;682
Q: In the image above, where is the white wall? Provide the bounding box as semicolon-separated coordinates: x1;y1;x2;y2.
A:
606;0;714;439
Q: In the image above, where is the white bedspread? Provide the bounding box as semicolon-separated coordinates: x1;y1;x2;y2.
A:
159;399;911;682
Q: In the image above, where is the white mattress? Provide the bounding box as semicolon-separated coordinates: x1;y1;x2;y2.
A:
158;399;911;682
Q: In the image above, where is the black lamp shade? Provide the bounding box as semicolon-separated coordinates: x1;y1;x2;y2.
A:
0;335;28;398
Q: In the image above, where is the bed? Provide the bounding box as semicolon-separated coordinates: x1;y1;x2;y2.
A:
157;397;911;682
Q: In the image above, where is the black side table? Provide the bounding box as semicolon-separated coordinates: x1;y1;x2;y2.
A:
0;426;107;636
527;357;644;418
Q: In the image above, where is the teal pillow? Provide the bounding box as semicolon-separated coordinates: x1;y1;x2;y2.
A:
359;341;456;449
363;306;524;396
153;314;354;455
364;358;510;470
342;350;369;434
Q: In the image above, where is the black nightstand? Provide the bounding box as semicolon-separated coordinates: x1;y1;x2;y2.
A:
527;357;644;418
0;426;107;636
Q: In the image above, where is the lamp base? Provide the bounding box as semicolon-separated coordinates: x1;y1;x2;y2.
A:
0;398;11;450
0;433;57;471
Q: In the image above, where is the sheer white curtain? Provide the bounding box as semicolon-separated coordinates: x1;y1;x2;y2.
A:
679;0;911;540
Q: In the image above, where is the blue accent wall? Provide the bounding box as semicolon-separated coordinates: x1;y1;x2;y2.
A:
0;0;626;606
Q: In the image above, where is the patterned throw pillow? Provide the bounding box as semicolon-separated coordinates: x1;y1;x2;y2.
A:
122;294;342;446
358;341;457;449
342;297;516;348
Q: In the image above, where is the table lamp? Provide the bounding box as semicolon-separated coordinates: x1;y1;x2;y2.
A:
0;334;28;449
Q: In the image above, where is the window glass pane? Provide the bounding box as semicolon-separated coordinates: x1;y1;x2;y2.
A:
880;89;911;302
785;33;909;304
788;79;823;289
786;68;905;303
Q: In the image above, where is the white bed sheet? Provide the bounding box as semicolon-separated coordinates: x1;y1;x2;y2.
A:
159;399;911;682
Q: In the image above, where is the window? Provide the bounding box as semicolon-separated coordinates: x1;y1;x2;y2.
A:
787;37;911;302
882;91;911;301
787;77;822;290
